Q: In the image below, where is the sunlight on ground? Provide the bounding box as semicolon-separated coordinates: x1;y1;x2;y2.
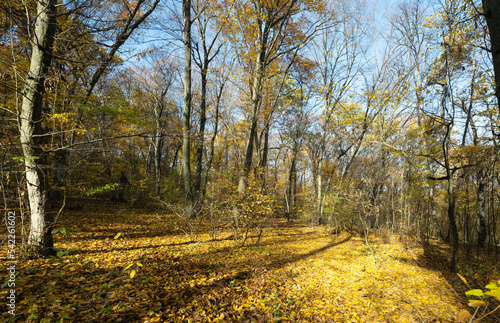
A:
0;207;478;322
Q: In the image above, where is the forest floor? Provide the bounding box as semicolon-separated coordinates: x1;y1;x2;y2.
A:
1;200;500;322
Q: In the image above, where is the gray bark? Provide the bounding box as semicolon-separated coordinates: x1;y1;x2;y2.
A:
20;0;57;257
182;0;194;218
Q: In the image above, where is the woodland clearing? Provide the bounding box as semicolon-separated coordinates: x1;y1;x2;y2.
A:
1;200;499;323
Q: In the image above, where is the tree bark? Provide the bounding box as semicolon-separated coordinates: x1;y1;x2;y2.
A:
182;0;194;218
483;0;500;107
447;172;459;273
20;0;57;257
238;47;265;194
194;61;208;203
477;177;487;247
153;102;163;196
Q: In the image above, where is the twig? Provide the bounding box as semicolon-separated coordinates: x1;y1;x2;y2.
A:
475;303;500;322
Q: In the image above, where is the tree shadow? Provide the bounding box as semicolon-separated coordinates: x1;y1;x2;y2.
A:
388;240;500;322
1;228;352;322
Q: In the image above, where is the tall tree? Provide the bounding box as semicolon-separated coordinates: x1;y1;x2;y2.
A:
182;0;194;218
482;0;500;106
19;0;58;256
16;0;160;257
192;0;226;209
312;0;370;223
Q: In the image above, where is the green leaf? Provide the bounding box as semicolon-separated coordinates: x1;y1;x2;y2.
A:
485;283;499;290
60;227;67;235
485;289;500;300
465;289;484;297
57;250;65;258
52;229;59;234
12;156;39;163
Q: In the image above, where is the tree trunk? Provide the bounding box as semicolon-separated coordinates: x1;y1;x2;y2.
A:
20;0;57;257
194;64;208;203
483;0;500;106
447;174;459;273
182;0;194;218
429;185;445;240
153;119;162;196
477;177;487;247
202;95;221;201
257;122;270;191
287;144;299;218
237;47;265;194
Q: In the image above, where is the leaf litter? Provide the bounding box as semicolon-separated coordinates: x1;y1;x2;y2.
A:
1;204;499;322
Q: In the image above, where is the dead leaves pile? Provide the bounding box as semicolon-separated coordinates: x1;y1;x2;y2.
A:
1;205;499;322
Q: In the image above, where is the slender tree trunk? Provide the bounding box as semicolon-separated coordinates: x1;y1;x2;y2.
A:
194;64;207;202
237;48;265;194
447;173;459;272
202;96;220;201
287;144;299;218
429;185;445;240
153;121;162;196
477;177;487;247
20;0;57;257
182;0;194;218
257;122;270;191
443;121;458;272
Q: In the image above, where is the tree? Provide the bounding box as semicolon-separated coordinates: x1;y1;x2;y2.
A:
19;0;57;256
482;0;500;106
182;0;195;218
220;0;318;195
130;55;179;195
191;0;226;210
15;0;160;257
311;0;371;223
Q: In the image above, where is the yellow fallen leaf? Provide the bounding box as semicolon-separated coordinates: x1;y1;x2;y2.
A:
468;300;486;307
130;270;136;278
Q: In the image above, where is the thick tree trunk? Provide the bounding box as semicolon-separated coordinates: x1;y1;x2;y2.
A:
182;0;194;218
483;0;500;106
20;0;57;257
